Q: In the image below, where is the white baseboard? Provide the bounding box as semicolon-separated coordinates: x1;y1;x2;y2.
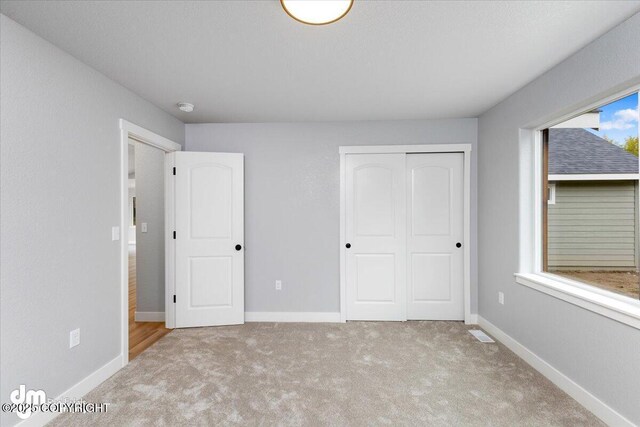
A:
478;316;634;427
135;311;165;322
17;354;123;427
465;314;478;325
245;312;341;323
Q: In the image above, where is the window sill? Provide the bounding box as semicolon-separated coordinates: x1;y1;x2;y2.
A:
514;273;640;330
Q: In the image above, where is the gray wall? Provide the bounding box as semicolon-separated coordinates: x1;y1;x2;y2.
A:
549;181;638;270
0;15;184;427
478;12;640;423
186;119;478;314
135;141;166;313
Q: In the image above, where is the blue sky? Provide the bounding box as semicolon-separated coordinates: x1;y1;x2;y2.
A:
589;92;638;146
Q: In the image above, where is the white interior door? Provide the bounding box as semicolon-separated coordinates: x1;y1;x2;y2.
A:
174;152;244;327
345;154;406;320
406;153;464;320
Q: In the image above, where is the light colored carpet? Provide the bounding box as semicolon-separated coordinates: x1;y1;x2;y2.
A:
49;322;602;426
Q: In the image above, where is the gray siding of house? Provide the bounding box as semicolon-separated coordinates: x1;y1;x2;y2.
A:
548;180;638;271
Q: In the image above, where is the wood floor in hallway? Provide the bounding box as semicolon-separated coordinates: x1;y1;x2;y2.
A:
129;245;170;361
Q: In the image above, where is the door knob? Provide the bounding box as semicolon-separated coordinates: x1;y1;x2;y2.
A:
345;243;351;249
235;244;242;251
456;242;462;248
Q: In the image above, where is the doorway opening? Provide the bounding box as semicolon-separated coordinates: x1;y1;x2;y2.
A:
128;139;171;360
120;120;181;366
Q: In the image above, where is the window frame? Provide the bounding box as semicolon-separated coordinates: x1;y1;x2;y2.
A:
547;183;556;205
516;87;640;330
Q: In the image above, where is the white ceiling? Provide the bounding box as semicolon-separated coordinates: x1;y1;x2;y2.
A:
2;1;639;123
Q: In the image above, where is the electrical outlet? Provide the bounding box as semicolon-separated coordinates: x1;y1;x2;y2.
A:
498;292;505;305
111;226;120;241
275;280;282;291
69;328;80;348
141;222;148;233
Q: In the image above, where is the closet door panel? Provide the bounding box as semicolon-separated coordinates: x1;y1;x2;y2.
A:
345;153;406;320
407;153;464;320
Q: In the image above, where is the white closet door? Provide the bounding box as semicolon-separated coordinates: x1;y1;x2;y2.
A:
345;154;406;320
406;153;464;320
174;152;244;327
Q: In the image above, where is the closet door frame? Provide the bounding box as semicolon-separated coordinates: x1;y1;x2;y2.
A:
339;144;473;324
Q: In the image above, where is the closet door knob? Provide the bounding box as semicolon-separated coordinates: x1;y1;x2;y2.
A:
235;244;242;251
345;243;351;249
456;242;462;248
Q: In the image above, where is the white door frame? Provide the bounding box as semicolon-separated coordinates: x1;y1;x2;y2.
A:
339;144;473;324
119;119;181;367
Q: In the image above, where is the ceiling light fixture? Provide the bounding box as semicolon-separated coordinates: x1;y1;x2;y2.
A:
177;102;194;112
281;0;353;25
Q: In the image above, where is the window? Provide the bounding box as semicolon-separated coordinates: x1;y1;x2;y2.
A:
541;92;639;302
547;183;556;205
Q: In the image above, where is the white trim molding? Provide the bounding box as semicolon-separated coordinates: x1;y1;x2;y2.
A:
339;144;473;324
549;173;639;181
119;119;181;368
120;120;182;152
134;311;166;322
339;143;472;155
465;314;478;324
16;355;123;427
515;273;640;330
478;316;635;427
245;312;342;323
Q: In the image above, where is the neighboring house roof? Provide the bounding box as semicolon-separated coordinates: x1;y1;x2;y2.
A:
549;128;638;175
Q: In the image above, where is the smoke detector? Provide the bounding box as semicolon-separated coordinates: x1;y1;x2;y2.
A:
177;102;194;113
